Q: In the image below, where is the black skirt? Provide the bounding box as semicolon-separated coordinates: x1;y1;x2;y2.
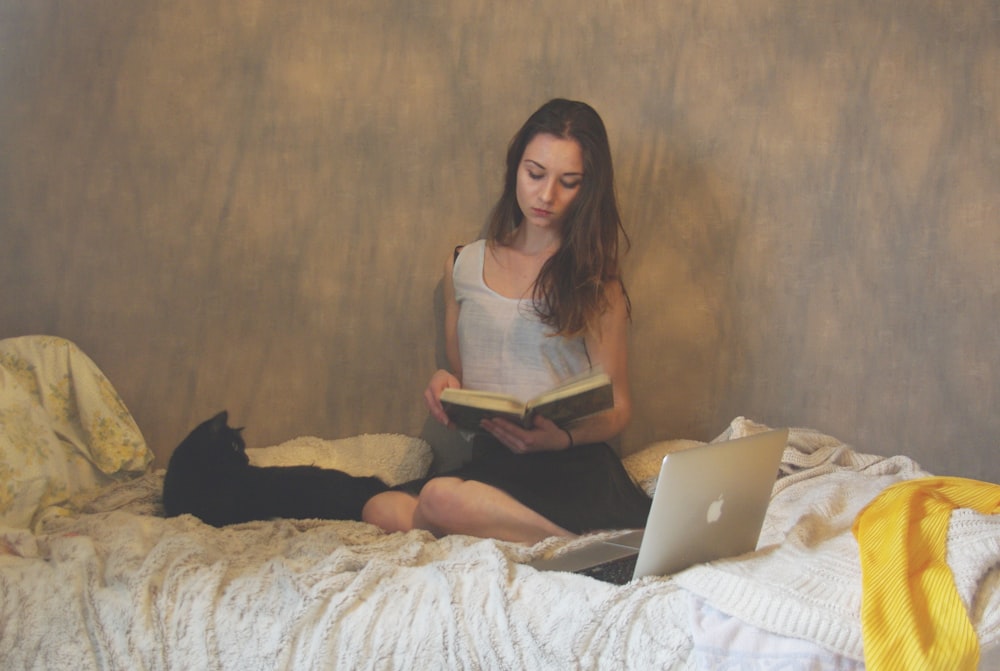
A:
395;435;651;534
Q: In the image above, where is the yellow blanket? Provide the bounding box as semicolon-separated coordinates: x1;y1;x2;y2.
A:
853;476;1000;670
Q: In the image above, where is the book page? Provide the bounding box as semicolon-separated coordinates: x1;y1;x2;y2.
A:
439;388;525;414
527;369;610;407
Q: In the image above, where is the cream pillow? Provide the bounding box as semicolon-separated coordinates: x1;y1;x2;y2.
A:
246;433;432;487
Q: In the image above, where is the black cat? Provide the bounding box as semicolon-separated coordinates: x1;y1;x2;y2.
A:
162;411;389;527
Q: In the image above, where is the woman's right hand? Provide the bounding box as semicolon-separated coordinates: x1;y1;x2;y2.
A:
424;369;462;427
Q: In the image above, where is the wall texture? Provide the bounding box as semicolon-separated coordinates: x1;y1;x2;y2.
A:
1;1;997;481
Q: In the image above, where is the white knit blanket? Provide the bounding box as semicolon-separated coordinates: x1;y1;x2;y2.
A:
678;424;1000;668
2;424;999;670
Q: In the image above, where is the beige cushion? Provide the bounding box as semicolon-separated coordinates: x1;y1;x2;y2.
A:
246;433;432;487
622;439;704;496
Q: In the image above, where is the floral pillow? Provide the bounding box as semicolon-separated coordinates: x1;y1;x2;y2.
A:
0;336;152;529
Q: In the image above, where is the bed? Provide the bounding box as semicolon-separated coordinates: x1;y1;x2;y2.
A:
2;336;999;670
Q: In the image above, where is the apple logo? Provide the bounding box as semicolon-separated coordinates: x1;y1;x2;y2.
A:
706;494;725;523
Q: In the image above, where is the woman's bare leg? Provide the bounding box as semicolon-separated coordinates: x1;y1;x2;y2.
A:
362;478;573;543
416;477;573;543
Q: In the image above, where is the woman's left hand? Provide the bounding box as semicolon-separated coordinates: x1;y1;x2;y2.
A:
480;415;571;454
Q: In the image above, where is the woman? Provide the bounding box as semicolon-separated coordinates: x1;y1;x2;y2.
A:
362;99;651;543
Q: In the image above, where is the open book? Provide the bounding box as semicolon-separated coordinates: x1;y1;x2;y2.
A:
440;369;613;431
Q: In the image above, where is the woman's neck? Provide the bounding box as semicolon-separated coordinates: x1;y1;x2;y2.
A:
509;223;562;257
485;227;562;299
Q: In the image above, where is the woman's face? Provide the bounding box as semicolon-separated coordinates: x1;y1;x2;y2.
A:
515;133;584;232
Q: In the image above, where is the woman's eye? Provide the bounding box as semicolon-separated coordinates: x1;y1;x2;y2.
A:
528;171;543;181
561;180;581;189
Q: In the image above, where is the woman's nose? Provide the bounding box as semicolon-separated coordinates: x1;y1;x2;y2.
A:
540;178;556;203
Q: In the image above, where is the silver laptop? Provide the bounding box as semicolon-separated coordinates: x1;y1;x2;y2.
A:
528;428;789;583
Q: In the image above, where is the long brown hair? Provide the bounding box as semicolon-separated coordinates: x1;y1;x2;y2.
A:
485;99;630;336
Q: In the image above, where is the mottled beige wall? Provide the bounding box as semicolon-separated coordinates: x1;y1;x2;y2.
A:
1;1;997;481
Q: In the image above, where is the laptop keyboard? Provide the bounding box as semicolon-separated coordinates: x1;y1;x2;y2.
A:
580;554;638;585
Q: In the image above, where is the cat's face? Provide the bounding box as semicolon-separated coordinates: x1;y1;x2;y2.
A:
175;410;249;470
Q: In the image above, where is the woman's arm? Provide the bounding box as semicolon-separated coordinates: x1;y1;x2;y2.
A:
443;251;462;376
481;280;632;452
573;278;633;442
424;251;463;426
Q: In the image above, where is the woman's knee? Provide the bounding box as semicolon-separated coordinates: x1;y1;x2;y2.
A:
416;477;467;529
362;491;417;532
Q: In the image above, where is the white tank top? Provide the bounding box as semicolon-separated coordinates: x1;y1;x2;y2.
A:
454;239;591;401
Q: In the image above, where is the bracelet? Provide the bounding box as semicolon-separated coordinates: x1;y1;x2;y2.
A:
562;427;574;449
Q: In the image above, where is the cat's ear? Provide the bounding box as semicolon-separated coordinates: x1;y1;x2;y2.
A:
210;410;229;431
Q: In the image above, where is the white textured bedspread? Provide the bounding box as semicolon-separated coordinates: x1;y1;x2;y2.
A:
3;424;1000;670
2;473;695;670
